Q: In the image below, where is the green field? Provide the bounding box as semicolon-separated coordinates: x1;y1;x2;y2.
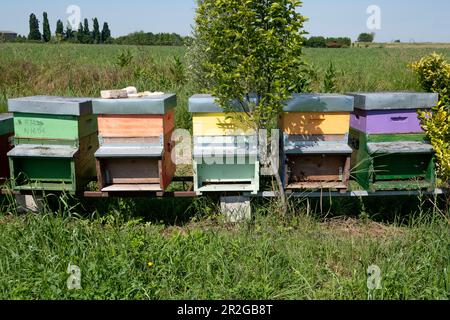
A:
2;43;450;128
0;43;449;300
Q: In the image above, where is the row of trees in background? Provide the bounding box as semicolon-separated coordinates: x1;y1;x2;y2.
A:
114;32;188;46
304;36;352;48
14;12;188;46
304;33;376;48
27;12;112;44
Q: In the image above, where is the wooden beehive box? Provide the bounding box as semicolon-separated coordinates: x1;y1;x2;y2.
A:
189;94;259;195
92;94;176;192
281;94;354;192
7;96;98;193
347;92;438;191
0;113;14;182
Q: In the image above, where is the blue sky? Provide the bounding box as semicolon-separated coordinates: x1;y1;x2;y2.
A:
1;0;449;42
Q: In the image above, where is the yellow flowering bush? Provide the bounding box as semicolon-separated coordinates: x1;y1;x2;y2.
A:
410;53;450;183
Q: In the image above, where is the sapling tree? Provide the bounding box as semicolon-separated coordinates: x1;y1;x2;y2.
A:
193;0;308;214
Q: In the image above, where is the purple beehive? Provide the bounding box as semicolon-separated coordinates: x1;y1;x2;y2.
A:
348;92;438;134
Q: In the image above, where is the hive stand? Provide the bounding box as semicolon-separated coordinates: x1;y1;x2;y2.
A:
281;94;355;192
0;114;14;183
347;92;438;191
189;94;260;195
7;96;98;194
92;94;177;193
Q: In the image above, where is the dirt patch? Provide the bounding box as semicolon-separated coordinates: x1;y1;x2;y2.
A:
321;216;405;239
161;217;239;238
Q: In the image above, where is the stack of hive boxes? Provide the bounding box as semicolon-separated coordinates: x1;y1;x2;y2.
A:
189;94;259;195
0;113;14;183
281;94;355;192
7;96;98;193
348;92;438;191
92;94;177;192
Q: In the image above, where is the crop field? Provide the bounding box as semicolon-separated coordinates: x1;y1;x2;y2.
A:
0;43;449;300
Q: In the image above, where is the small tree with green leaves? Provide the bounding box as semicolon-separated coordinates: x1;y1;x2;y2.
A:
28;13;41;41
42;12;51;42
358;32;375;43
194;0;308;214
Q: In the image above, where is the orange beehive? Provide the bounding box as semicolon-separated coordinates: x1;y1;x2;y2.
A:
92;95;176;192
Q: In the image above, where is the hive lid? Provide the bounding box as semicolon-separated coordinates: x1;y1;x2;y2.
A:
367;141;434;154
283;94;355;112
7;144;78;158
95;145;163;158
8;96;93;116
92;94;176;115
347;92;439;110
284;142;353;155
0;113;14;136
189;94;254;113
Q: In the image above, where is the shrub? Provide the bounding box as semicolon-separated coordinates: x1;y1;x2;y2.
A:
410;53;450;183
358;33;375;43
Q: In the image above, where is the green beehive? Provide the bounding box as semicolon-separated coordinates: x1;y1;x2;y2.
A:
7;96;98;193
348;92;438;191
189;94;259;195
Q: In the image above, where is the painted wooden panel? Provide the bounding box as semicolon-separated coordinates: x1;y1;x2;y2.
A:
287;154;348;182
197;163;256;181
0;134;13;179
13;113;97;141
373;154;431;180
14;113;78;140
351;109;424;134
162;110;176;190
194;160;259;194
282;113;350;135
98;115;163;138
9;133;98;193
193;113;255;136
102;158;160;185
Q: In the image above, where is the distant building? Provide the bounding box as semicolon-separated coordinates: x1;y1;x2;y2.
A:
0;31;18;41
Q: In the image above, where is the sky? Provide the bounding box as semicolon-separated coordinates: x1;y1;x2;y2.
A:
0;0;449;42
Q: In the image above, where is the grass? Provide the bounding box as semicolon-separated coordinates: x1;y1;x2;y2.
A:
0;195;448;300
1;42;450;300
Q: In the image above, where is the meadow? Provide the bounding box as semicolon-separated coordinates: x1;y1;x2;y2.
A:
0;43;449;300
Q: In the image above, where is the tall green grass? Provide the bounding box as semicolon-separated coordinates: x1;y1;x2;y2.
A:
2;43;450;129
0;195;448;300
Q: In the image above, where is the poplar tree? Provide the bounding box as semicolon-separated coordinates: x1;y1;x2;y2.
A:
28;13;41;41
42;12;51;42
101;22;111;43
92;18;101;44
55;19;64;41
